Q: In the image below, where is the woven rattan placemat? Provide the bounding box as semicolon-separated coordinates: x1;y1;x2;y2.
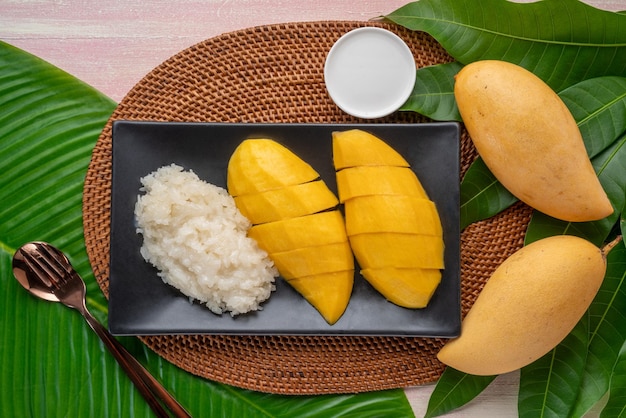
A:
82;20;532;394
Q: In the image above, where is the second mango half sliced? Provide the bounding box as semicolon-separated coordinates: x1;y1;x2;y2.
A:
333;129;444;309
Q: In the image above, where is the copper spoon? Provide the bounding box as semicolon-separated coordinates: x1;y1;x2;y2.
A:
12;241;192;418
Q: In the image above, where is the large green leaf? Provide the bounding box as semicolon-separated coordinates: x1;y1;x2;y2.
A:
386;0;626;92
460;77;626;229
0;41;415;417
400;61;463;122
569;241;626;417
517;309;590;417
423;367;496;417
600;341;626;417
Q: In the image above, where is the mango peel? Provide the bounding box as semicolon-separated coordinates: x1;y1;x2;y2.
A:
454;60;613;222
437;235;607;375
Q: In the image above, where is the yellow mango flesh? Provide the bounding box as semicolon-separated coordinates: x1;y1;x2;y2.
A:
227;139;319;196
234;180;338;224
332;129;410;169
287;270;354;325
247;211;347;254
336;166;427;202
455;60;613;222
349;233;444;269
270;242;354;280
332;129;444;308
344;195;442;236
227;139;353;324
437;235;606;375
361;268;441;309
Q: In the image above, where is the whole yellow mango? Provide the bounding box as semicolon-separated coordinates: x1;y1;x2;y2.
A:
455;60;612;222
332;129;444;308
227;139;353;325
437;235;607;376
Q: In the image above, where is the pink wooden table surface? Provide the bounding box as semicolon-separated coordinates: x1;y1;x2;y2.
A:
1;0;623;416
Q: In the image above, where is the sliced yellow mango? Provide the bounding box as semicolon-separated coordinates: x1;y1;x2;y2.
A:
336;166;427;202
227;138;354;325
349;233;444;269
332;129;410;169
270;242;354;280
247;211;348;254
234;180;338;224
286;270;354;324
344;195;443;236
332;129;445;308
227;139;319;196
360;268;441;309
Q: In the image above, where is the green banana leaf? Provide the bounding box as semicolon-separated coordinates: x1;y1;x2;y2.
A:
386;0;626;92
423;367;496;417
400;62;462;122
568;241;626;417
517;313;590;418
0;41;415;417
600;340;626;417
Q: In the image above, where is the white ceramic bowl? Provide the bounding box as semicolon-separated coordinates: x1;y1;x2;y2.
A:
324;27;417;119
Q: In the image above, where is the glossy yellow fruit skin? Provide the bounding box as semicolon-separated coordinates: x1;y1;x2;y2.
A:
437;235;606;376
455;60;612;222
332;129;444;308
227;139;353;324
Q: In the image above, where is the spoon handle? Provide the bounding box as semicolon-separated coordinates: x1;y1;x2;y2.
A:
81;307;192;418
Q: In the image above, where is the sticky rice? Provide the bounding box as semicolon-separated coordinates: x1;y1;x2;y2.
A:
135;164;277;316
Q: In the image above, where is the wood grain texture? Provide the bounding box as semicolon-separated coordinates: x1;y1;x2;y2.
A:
0;0;622;415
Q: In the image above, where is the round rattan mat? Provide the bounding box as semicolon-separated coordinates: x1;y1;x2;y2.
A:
82;21;532;394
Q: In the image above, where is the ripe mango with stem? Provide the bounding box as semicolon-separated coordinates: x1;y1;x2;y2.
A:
437;235;611;376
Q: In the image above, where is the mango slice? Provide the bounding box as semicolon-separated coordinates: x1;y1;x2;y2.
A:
455;60;612;222
247;211;347;254
227;139;319;196
333;129;410;169
349;233;444;269
361;268;441;309
437;235;606;375
270;242;354;280
234;180;338;224
287;271;354;325
332;129;444;308
336;166;427;202
344;195;442;236
227;139;354;324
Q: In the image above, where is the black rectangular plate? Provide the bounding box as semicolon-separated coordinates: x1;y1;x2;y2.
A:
109;121;461;337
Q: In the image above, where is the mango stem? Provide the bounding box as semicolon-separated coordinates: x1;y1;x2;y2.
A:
602;235;623;256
